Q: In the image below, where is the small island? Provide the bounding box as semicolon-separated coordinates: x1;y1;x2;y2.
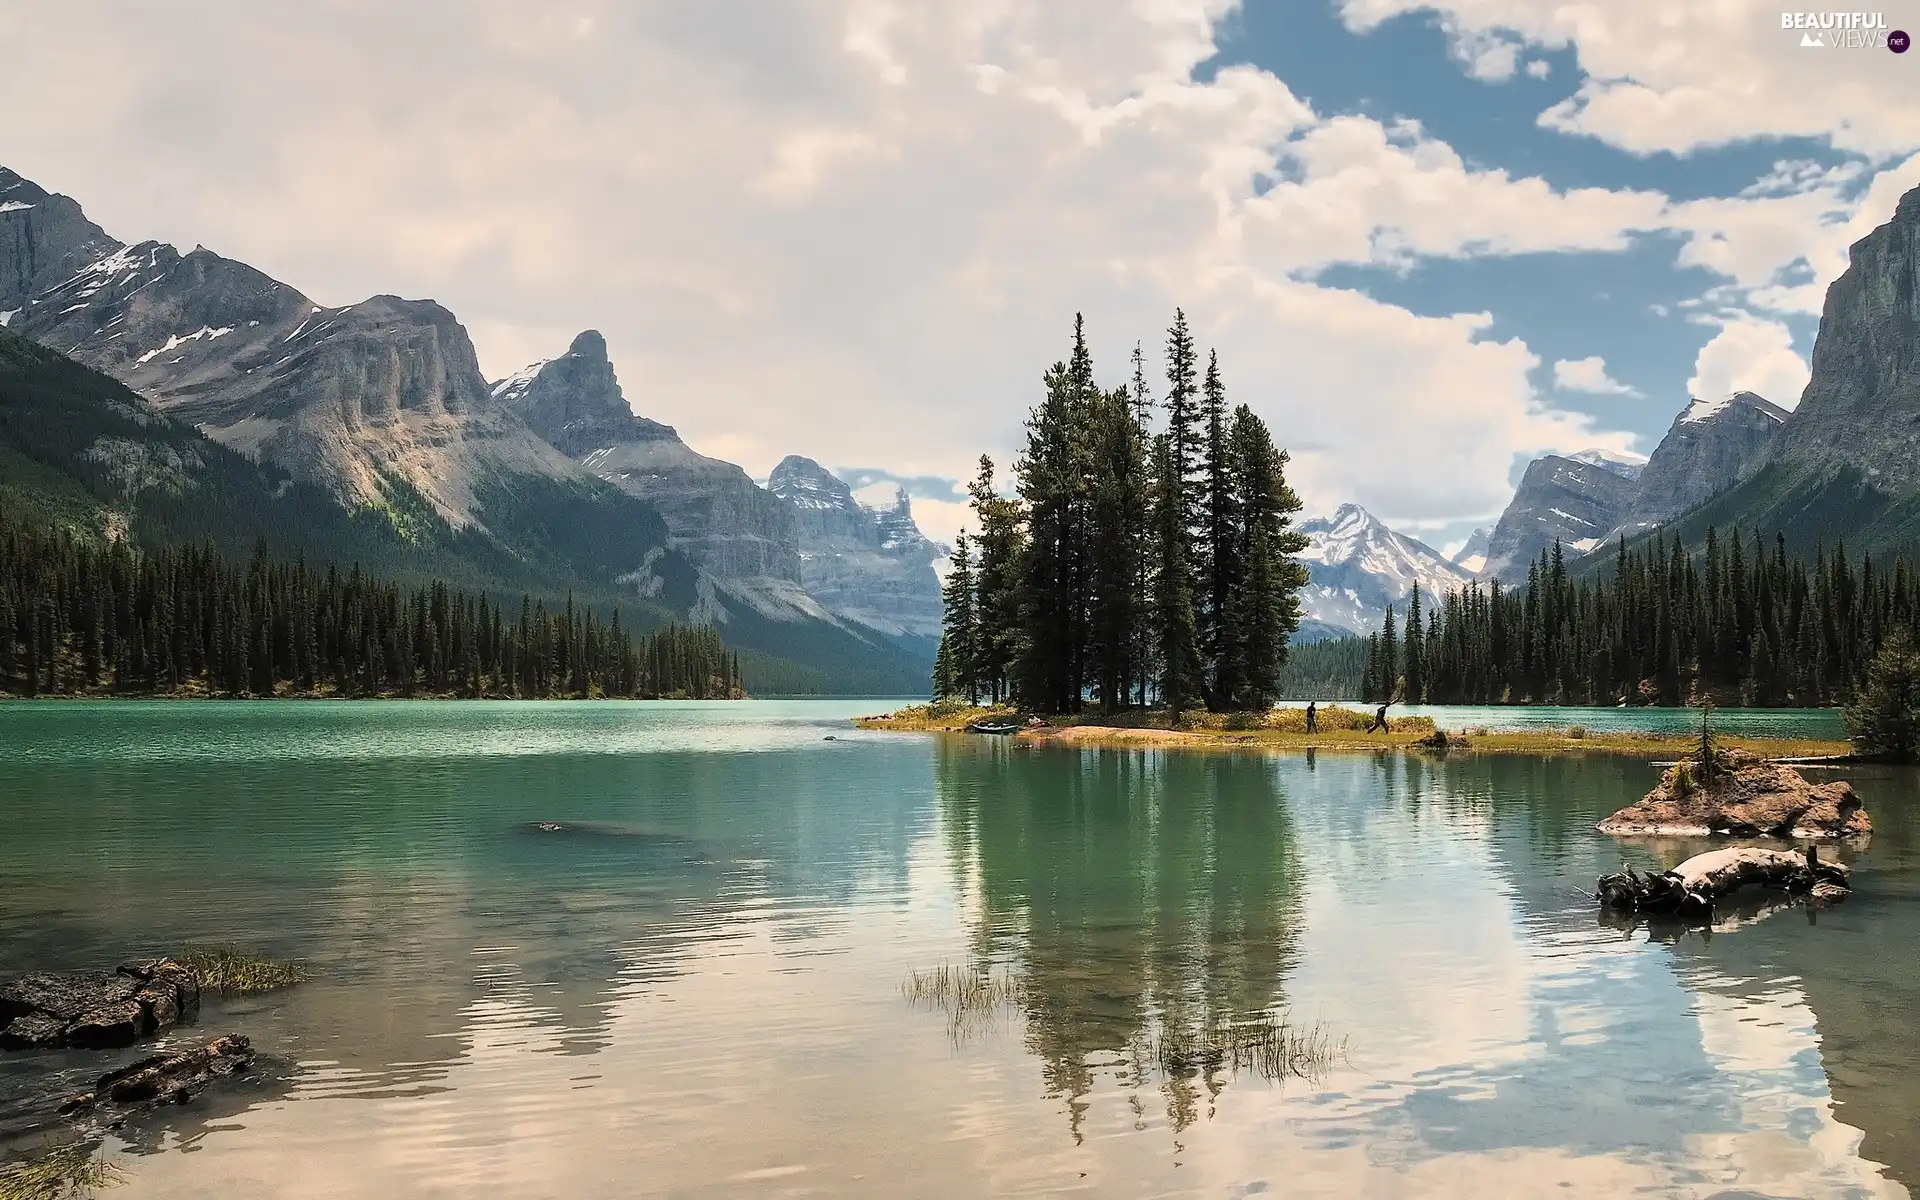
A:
858;702;1853;758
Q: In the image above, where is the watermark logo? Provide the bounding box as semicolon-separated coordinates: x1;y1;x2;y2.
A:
1782;11;1904;48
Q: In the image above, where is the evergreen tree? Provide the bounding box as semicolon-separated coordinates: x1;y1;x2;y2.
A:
936;530;979;702
1845;628;1920;761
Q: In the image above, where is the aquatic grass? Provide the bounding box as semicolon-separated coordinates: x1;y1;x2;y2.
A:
1140;1011;1345;1086
0;1144;124;1200
901;964;1027;1040
1566;725;1588;740
177;945;308;995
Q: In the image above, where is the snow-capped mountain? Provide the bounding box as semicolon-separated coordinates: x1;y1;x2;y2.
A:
767;456;946;639
1479;454;1638;582
1607;391;1787;540
1450;527;1491;576
1295;504;1474;635
1567;447;1648;481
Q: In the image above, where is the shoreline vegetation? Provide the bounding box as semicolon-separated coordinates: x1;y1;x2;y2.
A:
858;702;1852;759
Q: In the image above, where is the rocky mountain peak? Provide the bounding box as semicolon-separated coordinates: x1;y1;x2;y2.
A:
1;167;123;313
495;330;677;456
1296;503;1471;633
768;455;859;514
1480;454;1639;582
1568;447;1648;481
765;457;943;638
1765;181;1920;491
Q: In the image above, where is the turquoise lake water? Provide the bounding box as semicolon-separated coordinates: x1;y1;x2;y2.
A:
0;700;1914;1197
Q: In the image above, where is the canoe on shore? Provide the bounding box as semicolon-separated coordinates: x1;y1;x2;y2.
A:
964;720;1022;736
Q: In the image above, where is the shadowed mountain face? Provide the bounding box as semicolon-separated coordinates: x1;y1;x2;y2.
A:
1609;392;1787;542
0;168;119;315
1480;455;1639;583
767;456;946;640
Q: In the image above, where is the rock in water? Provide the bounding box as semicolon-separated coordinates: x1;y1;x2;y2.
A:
0;959;201;1051
60;1034;255;1114
1597;749;1870;838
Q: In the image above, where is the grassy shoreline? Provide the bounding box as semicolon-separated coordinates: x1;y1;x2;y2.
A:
855;703;1852;759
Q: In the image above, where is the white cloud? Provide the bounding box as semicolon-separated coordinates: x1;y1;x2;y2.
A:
1552;355;1639;396
1340;0;1920;157
1523;59;1550;80
1684;314;1810;409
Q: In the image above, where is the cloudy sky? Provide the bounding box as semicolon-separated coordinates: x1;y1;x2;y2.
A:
4;1;1919;552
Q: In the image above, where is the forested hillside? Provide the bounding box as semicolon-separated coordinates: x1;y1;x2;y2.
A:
0;515;740;699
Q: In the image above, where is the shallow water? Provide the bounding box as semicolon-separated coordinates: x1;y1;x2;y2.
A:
0;700;1915;1197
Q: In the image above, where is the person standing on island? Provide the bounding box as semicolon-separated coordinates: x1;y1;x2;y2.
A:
1305;701;1318;734
1366;702;1391;734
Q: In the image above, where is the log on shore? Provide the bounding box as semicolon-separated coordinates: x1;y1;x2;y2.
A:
58;1034;255;1116
1596;846;1849;917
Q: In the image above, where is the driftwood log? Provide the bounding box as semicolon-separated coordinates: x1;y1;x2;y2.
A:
1596;845;1849;918
58;1034;254;1117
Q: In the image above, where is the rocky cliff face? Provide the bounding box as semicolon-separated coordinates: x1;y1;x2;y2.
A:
1295;504;1472;634
1612;392;1787;539
0;168;120;315
1767;187;1920;490
496;332;800;582
1481;454;1639;582
5;196;586;530
767;455;946;639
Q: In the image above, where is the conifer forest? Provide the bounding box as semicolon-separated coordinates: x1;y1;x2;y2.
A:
1358;530;1920;707
0;513;743;699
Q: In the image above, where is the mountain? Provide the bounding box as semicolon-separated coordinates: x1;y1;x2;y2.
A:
1295;504;1473;634
0;166;934;694
1450;527;1491;576
765;455;946;640
1479;454;1639;582
1609;391;1787;540
1567;447;1647;481
1660;186;1920;556
496;331;801;584
0;322;701;606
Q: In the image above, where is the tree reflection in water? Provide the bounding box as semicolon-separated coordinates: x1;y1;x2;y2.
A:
928;740;1319;1139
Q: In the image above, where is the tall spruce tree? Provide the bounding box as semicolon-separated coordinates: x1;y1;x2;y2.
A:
968;456;1026;704
936;530;979;702
1218;404;1309;708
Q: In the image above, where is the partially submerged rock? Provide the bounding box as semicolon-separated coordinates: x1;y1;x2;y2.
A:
0;960;200;1051
1597;845;1850;918
59;1034;254;1116
1597;749;1870;838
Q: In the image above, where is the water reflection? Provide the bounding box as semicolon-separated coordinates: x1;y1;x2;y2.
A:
936;743;1306;1137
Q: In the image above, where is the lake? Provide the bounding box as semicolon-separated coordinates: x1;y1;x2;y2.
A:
1;700;1915;1197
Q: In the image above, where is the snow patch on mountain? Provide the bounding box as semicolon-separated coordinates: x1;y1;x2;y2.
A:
134;325;234;366
1296;504;1473;635
1568;447;1648;480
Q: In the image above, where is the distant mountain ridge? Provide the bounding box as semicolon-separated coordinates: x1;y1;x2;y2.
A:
767;455;946;640
1296;504;1472;634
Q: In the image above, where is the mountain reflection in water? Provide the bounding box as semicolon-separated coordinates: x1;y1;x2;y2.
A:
0;700;1914;1197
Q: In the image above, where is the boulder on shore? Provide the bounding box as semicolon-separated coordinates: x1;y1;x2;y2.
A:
0;960;200;1051
1597;749;1870;838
